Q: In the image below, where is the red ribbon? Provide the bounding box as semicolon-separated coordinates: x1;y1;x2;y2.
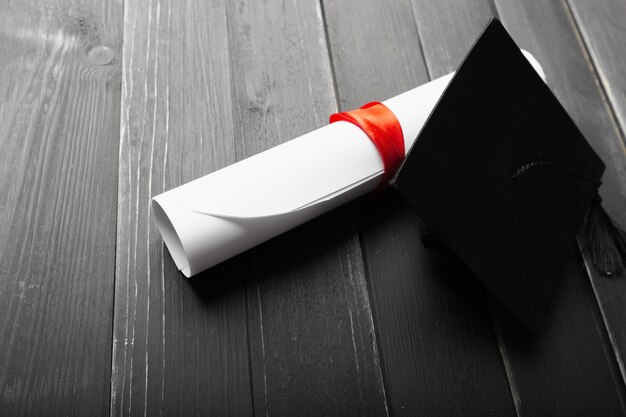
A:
330;102;405;187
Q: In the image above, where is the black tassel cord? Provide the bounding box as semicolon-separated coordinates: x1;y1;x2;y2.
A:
581;195;626;277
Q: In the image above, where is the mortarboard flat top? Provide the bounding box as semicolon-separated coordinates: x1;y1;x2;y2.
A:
391;18;605;330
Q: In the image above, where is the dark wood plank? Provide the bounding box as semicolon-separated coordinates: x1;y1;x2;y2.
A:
410;0;498;77
567;0;626;136
226;0;388;415
324;0;517;415
111;0;253;415
491;0;626;414
323;0;428;109
567;0;626;386
490;248;626;416
0;1;121;415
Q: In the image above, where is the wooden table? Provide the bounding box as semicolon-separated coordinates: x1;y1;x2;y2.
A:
1;0;626;415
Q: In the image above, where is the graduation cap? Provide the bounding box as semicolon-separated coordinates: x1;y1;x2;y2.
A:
391;18;626;330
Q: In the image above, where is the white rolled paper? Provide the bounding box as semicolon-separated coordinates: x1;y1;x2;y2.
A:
152;51;545;277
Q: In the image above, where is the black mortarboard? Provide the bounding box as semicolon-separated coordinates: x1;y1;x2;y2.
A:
391;18;624;330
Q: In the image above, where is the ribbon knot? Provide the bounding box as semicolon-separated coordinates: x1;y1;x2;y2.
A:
330;102;405;187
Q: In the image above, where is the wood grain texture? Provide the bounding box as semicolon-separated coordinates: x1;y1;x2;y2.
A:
566;0;626;388
410;0;498;78
324;0;516;415
111;0;252;416
567;0;626;137
491;248;626;417
492;0;626;414
2;0;625;414
227;0;389;415
0;0;121;415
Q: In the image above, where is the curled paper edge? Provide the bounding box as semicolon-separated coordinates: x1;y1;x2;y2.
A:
152;51;545;277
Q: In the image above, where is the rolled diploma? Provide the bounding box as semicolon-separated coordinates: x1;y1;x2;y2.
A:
152;51;545;277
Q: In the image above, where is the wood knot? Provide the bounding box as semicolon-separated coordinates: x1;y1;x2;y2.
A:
87;46;115;66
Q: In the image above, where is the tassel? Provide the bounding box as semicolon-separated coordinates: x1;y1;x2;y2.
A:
581;194;626;277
